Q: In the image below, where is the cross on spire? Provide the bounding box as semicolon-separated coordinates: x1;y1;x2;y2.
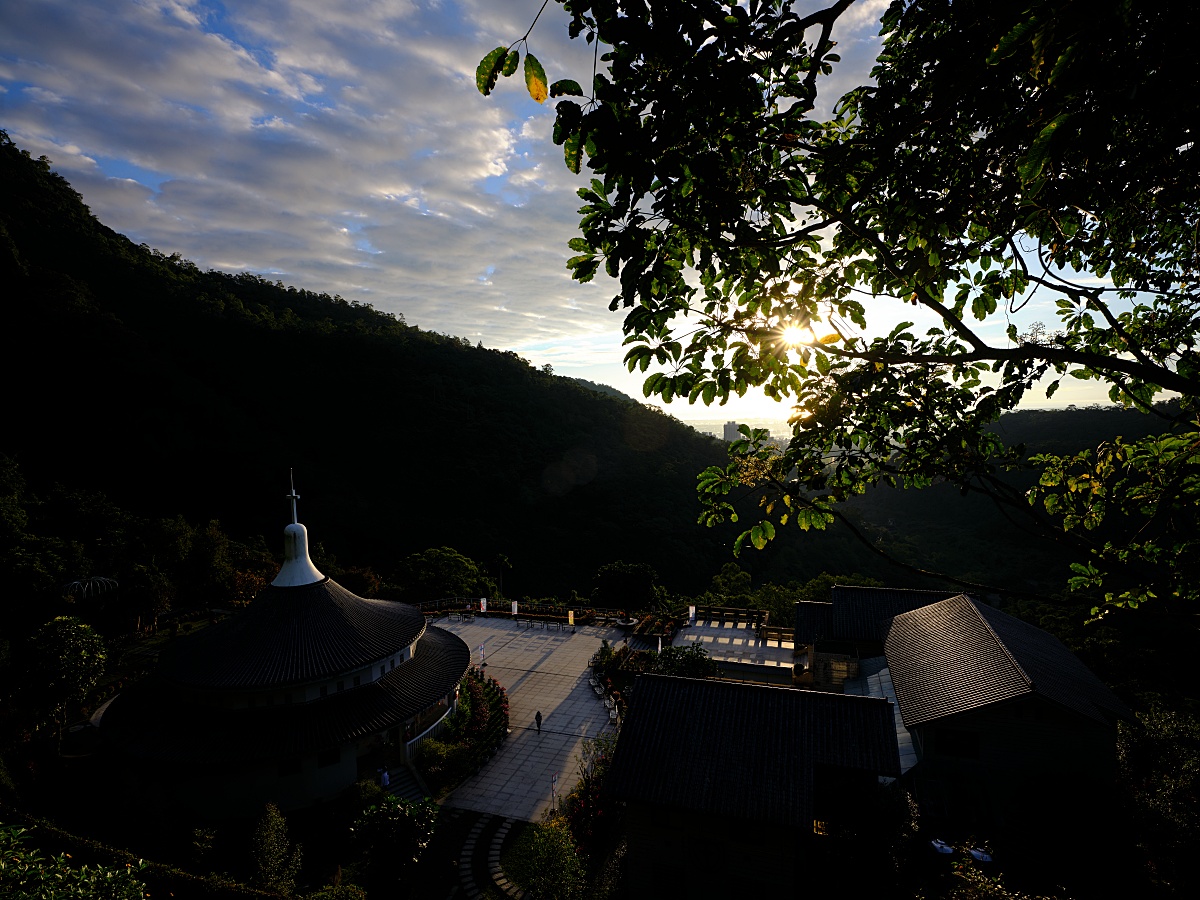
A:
287;469;300;524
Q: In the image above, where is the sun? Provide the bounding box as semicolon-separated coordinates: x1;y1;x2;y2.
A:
779;323;809;346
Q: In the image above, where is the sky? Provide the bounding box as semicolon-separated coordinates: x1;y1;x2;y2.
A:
0;0;1106;430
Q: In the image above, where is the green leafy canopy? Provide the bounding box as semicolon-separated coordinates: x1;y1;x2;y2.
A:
477;0;1200;616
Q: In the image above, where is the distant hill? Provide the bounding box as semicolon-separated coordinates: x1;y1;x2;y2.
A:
570;378;640;405
0;131;736;596
0;131;1176;601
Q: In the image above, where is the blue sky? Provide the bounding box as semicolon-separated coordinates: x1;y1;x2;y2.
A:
0;0;1104;426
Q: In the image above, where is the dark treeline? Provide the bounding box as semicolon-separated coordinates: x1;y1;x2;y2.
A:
0;131;745;599
0;130;1179;606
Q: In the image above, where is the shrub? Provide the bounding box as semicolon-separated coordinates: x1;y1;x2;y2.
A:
250;802;301;896
0;824;147;900
504;819;586;900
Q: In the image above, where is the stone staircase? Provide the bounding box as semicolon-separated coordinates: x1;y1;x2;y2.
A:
383;763;429;804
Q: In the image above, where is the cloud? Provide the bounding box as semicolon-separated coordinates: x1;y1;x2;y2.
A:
0;0;1109;424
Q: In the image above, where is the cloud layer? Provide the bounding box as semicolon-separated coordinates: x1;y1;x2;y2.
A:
6;1;1101;420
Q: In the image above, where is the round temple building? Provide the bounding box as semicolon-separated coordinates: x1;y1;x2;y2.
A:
99;490;471;816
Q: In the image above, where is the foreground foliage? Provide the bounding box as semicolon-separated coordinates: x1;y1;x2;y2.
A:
351;795;438;895
480;0;1200;616
0;825;147;900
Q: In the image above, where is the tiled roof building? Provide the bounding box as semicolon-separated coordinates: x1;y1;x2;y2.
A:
791;586;1130;832
794;585;961;689
885;594;1131;729
605;674;902;892
607;674;900;827
100;486;469;815
878;594;1131;830
828;585;962;644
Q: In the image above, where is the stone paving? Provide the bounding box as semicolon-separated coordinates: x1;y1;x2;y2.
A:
436;618;623;822
676;618;795;667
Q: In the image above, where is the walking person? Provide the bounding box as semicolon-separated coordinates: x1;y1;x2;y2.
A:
535;710;542;734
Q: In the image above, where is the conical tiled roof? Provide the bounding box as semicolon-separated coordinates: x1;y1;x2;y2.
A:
157;579;427;689
103;626;471;762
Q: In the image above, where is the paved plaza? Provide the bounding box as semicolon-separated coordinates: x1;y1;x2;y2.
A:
431;616;793;823
435;618;623;822
677;618;795;667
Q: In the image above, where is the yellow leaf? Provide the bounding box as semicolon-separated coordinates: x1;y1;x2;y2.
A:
524;53;548;104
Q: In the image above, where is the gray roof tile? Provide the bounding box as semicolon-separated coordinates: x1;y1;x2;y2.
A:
605;674;900;827
793;600;832;643
157;579;427;688
884;595;1132;727
829;585;963;643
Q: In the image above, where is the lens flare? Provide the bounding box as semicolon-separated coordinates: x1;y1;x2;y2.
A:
780;324;808;346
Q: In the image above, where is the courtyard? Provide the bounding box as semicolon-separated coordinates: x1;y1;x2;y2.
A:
434;617;623;821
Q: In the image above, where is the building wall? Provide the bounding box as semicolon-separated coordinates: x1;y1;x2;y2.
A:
909;695;1118;830
621;793;898;892
165;748;359;817
194;640;418;710
623;804;794;892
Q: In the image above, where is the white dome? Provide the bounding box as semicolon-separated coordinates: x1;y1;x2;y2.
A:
272;522;325;587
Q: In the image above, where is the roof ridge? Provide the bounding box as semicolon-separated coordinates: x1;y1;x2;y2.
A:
967;598;1034;691
833;584;961;593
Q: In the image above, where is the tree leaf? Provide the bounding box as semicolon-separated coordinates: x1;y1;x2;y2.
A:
550;79;584;98
750;525;767;550
476;46;507;96
987;17;1037;64
564;130;583;174
502;49;520;77
553;100;581;146
525;53;548;104
1019;112;1071;185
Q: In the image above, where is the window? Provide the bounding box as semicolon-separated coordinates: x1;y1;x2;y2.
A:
320;685;328;698
353;675;361;688
380;665;386;679
337;681;344;692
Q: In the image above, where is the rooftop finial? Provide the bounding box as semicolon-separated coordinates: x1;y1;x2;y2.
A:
287;468;300;525
273;470;325;588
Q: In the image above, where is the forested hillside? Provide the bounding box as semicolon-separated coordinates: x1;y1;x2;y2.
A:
0;132;746;597
0;131;1178;603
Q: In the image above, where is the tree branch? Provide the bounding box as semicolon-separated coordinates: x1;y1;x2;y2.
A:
819;501;1049;600
828;341;1198;396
